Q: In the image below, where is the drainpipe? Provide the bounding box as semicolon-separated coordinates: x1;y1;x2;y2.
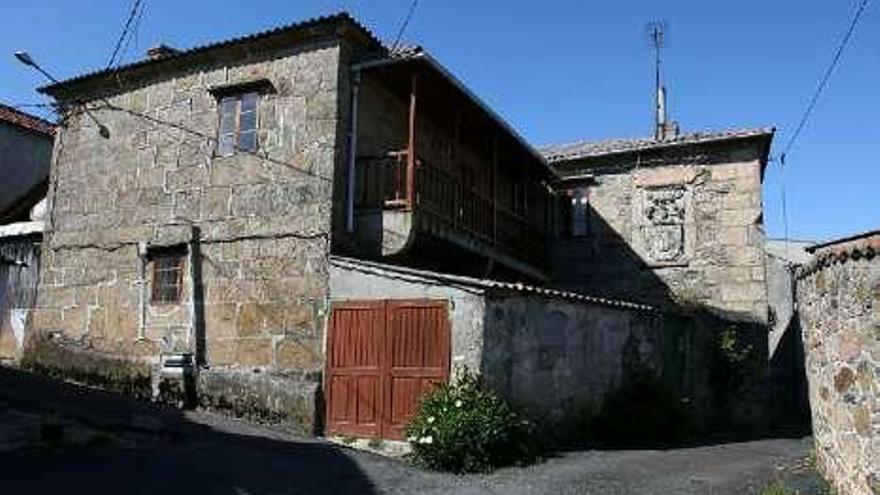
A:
346;70;362;233
137;241;147;340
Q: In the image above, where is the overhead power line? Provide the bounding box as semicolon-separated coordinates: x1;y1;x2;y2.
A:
118;0;147;65
391;0;420;51
780;0;869;163
107;0;146;68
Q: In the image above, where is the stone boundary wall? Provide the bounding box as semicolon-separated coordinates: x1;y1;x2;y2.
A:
797;234;880;495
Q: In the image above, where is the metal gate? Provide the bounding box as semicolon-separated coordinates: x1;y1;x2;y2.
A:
325;299;450;440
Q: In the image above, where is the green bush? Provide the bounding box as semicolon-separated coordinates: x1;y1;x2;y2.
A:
405;373;536;473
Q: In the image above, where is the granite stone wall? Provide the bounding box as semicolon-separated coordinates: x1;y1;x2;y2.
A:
552;139;770;324
27;38;348;431
797;236;880;495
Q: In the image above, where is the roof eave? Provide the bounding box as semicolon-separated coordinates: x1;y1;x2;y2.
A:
545;128;776;164
355;50;559;180
38;12;384;100
807;229;880;253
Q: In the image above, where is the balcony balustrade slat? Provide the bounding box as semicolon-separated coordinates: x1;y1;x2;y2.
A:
356;150;545;264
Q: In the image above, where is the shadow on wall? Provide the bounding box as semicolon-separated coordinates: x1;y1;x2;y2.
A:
476;204;802;447
768;311;811;435
0;366;379;495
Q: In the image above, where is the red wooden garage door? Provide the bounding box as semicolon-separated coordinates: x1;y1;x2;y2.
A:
326;299;449;440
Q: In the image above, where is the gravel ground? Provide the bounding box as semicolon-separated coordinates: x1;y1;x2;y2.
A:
0;367;818;494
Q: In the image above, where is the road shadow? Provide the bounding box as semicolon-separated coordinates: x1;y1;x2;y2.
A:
0;366;380;495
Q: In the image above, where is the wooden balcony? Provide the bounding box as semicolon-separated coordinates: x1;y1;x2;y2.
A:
356;150;546;273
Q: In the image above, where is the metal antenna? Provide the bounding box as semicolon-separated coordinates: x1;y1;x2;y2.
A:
647;20;668;139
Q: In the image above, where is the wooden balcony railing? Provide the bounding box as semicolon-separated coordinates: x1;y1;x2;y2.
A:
356;150;546;264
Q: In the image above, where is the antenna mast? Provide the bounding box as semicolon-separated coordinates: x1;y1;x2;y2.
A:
648;20;674;140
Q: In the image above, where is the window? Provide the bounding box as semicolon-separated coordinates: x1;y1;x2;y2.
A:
150;250;185;304
217;91;259;156
568;187;589;238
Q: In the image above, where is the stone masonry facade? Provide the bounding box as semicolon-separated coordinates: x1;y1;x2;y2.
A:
550;135;771;324
25;18;381;432
18;13;785;440
797;233;880;495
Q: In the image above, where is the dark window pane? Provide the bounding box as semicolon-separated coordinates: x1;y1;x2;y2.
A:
240;92;259;113
219;110;236;135
151;253;183;304
238;130;257;152
239;110;257;134
569;188;589;238
218;133;235;156
219;98;237;126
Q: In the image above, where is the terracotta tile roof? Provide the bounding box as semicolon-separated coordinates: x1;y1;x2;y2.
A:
0;103;55;136
39;12;384;97
330;255;658;312
806;229;880;253
797;230;880;279
540;127;774;163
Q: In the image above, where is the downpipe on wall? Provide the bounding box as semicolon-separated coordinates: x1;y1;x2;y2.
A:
346;70;361;234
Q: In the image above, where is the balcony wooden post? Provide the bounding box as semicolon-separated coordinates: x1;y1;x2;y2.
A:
406;73;418;209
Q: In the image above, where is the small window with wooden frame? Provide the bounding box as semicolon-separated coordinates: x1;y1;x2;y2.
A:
217;91;260;156
567;187;590;238
149;247;186;305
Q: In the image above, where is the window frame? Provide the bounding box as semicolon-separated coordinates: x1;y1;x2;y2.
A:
216;91;260;157
149;248;186;306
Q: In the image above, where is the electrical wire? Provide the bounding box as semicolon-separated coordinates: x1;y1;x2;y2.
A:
107;0;145;68
780;0;869;162
774;0;869;248
391;0;419;51
118;0;147;66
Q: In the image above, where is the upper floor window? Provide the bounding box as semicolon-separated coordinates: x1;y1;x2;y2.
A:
217;91;259;156
568;187;589;238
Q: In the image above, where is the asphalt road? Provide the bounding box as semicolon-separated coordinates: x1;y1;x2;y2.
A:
0;367;816;494
0;419;814;494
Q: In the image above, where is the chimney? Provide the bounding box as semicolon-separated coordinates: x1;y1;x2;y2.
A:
146;44;179;61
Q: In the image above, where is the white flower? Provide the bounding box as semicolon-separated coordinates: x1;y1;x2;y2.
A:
418;436;433;445
455;400;463;408
407;436;417;442
427;416;435;424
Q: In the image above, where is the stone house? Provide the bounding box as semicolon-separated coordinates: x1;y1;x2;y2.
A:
0;103;54;362
796;231;880;495
22;12;780;439
542;129;774;323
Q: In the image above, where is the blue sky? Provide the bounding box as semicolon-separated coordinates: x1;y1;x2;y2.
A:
3;1;877;242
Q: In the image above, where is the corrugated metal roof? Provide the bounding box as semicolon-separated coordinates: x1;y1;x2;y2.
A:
540;127;774;163
39;12;383;97
330;255;658;312
0;103;55;136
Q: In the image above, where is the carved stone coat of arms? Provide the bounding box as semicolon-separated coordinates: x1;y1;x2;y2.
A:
640;187;687;263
